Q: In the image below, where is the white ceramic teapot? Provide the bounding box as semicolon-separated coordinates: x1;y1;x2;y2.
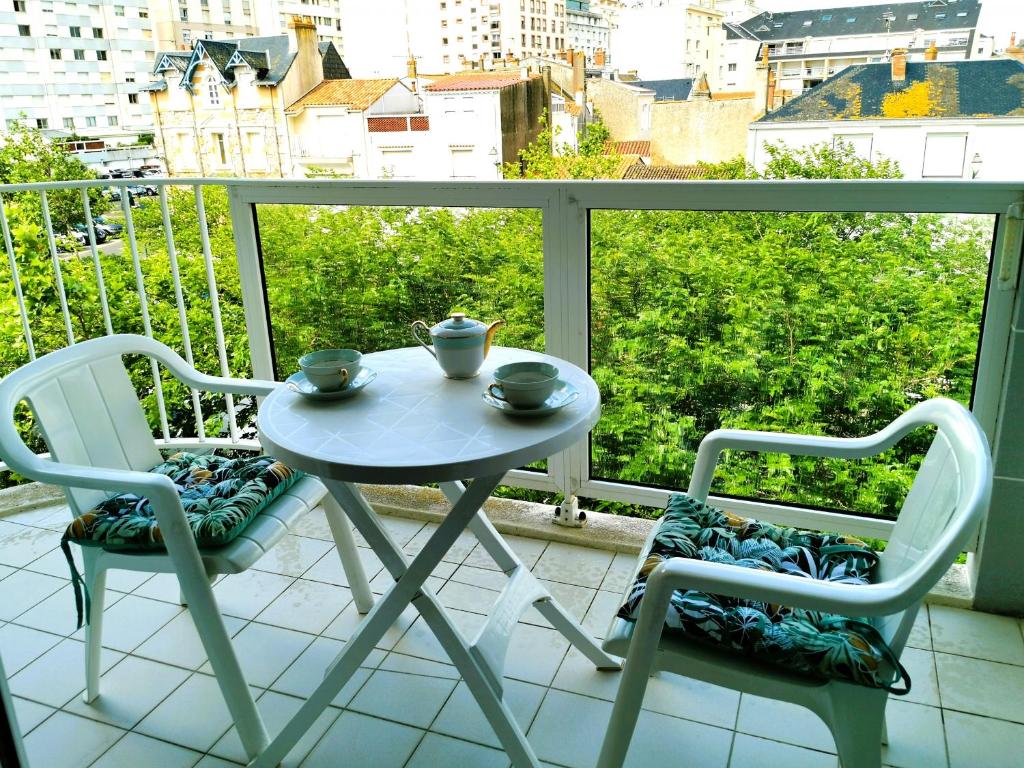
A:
411;313;504;379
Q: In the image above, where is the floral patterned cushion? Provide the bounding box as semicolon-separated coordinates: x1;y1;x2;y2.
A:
617;493;911;694
61;451;303;626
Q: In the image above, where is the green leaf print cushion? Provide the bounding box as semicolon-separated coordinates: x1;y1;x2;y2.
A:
617;493;911;694
61;452;303;626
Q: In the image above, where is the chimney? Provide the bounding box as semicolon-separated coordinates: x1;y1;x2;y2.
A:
288;16;321;95
572;49;585;104
594;48;606;67
692;73;711;100
891;47;908;82
766;67;776;111
924;43;938;61
1012;32;1017;47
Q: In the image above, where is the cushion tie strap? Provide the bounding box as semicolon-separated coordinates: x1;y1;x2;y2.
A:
60;535;91;630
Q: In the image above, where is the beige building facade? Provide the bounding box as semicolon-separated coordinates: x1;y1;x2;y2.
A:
148;16;348;177
149;0;259;51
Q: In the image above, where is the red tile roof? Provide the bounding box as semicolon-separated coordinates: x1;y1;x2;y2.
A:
425;73;540;91
608;140;651;156
622;163;710;180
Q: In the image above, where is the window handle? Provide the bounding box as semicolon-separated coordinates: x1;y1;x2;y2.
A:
998;202;1024;291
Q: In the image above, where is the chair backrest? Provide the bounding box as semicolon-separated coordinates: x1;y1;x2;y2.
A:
873;399;991;650
0;338;162;515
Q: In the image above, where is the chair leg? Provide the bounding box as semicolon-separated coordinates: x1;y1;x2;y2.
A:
596;651;659;768
825;685;887;768
81;552;107;704
321;490;374;614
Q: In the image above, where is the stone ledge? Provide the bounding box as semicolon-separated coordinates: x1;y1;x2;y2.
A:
0;481;65;515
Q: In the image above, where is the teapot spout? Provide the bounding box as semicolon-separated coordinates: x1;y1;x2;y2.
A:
483;320;505;357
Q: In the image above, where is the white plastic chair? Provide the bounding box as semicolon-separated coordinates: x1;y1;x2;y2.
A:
597;398;992;768
0;334;374;762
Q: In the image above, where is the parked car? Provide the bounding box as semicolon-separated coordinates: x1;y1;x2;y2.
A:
126;184;157;197
104;187;122;202
92;216;123;235
71;222;107;245
57;230;88;252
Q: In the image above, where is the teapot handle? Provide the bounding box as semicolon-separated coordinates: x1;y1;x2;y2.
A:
411;320;437;359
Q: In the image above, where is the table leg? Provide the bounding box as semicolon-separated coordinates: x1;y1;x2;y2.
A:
440;482;621;672
249;474;507;768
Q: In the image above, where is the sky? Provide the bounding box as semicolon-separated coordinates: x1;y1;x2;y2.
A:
757;0;1023;49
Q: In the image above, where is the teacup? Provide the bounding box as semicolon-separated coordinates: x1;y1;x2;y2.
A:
299;349;362;392
488;362;559;409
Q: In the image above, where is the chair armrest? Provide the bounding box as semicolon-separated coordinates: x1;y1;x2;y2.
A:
687;403;943;501
645;556;919;618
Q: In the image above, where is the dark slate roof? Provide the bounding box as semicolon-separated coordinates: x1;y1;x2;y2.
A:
759;59;1024;122
152;52;190;75
725;22;759;42
635;78;694;101
736;0;979;42
319;42;351;80
230;49;269;79
239;35;297;85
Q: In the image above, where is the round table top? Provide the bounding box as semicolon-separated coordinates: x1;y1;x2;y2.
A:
257;346;600;484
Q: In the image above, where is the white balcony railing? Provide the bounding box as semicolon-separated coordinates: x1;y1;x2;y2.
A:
1;177;1021;552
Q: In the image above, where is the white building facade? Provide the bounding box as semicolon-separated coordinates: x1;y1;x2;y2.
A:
566;1;609;60
747;58;1024;182
731;0;981;96
256;0;344;51
340;0;567;78
611;0;725;86
149;0;258;51
0;0;155;139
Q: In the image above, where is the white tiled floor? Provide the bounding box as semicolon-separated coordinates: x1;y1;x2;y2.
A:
1;502;1022;768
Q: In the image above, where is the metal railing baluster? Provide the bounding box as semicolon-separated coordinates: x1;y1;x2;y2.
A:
80;189;113;336
121;189;171;442
160;186;207;441
194;185;239;443
0;195;36;361
39;191;75;346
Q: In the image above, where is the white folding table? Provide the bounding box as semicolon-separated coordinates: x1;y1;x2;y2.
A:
254;345;621;767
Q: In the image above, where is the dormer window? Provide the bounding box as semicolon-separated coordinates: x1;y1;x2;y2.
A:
206;77;221;107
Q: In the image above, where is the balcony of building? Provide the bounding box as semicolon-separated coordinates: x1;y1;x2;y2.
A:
0;176;1022;767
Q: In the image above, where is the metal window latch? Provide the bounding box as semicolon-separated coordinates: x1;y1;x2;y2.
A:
553;494;586;527
998;202;1024;291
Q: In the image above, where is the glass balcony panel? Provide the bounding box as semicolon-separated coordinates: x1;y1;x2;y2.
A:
589;209;995;520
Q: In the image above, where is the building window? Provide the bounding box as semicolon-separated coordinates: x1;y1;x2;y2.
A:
86;116;97;127
922;133;967;177
114;5;124;17
63;117;74;129
213;132;227;165
74;49;85;60
140;9;148;18
70;25;81;37
108;115;118;126
206;79;220;106
128;93;138;104
180;8;188;20
728;62;737;71
93;27;103;38
5;119;19;130
35;118;48;129
17;24;29;35
125;75;136;83
13;0;26;11
97;50;107;60
50;48;62;59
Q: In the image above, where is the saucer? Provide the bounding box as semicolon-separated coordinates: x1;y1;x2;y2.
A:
482;380;580;417
286;368;377;401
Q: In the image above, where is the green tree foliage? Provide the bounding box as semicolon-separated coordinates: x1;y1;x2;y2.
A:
0;137;991;519
0;122;107;233
503;112;622;179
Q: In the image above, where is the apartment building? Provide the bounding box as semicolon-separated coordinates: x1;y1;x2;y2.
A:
341;0;567;77
729;0;981;96
566;0;609;61
0;0;154;139
255;0;344;51
611;0;726;86
149;0;258;51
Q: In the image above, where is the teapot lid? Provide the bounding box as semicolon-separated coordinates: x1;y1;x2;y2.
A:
431;312;488;339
